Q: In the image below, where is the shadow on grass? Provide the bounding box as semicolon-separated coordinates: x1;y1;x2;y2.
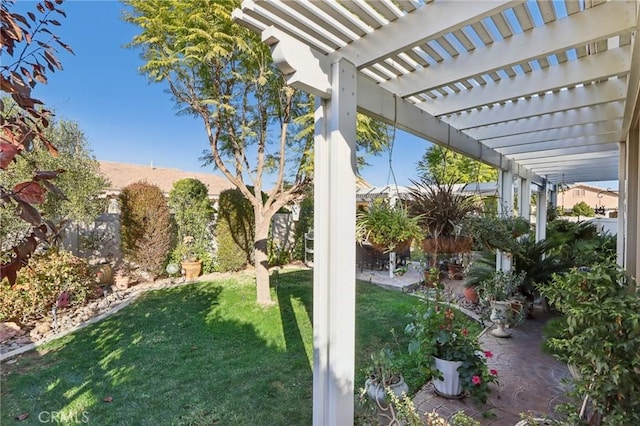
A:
1;279;313;425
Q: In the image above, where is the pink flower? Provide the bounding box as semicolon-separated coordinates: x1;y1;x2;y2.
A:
472;375;481;385
490;369;498;376
462;328;469;336
484;351;493;358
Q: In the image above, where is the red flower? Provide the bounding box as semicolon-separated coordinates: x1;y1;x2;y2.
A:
472;375;481;385
490;369;498;376
484;351;493;358
462;328;469;336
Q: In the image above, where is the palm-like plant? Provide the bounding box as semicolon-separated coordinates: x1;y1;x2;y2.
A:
407;176;478;256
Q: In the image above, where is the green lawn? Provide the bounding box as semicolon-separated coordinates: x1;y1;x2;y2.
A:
1;269;457;425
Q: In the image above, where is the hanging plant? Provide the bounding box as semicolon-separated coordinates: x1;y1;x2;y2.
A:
356;201;423;253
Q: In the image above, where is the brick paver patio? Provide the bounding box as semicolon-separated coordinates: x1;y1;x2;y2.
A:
413;307;572;425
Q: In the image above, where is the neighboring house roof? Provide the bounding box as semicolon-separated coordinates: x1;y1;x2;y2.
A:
561;183;619;195
98;161;235;198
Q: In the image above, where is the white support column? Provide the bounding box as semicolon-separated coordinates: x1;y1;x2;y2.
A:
618;141;627;267
518;177;532;222
312;58;358;425
497;169;514;271
536;183;548;242
626;125;639;277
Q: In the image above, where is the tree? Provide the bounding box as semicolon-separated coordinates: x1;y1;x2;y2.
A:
1;0;73;284
0;112;109;247
168;178;215;272
417;145;497;183
123;0;390;305
571;201;594;218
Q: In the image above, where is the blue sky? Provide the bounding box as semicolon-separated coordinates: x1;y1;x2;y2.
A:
17;0;426;188
16;1;614;190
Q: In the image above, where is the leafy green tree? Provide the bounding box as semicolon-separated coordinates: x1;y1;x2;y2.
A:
168;178;215;272
0;111;109;249
571;201;594;217
123;0;390;305
417;145;497;183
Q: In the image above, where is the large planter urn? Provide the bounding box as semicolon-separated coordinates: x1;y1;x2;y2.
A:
181;260;202;281
364;375;409;405
432;357;463;398
490;301;512;338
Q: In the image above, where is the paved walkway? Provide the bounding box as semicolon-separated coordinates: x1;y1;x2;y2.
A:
413;308;572;425
357;265;573;425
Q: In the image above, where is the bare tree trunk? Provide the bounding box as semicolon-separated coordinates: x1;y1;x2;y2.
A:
254;217;273;306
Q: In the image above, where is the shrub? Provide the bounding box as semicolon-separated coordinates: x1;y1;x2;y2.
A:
119;181;172;279
168;178;215;273
216;188;254;272
540;263;640;424
0;249;97;323
571;201;594;217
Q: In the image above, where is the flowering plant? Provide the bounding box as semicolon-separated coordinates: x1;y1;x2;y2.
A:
405;295;498;403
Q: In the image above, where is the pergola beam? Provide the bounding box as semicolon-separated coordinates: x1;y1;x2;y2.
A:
466;103;624;141
385;1;636;98
496;133;619;155
418;46;632;116
357;76;545;184
330;0;522;68
447;78;628;130
484;120;623;148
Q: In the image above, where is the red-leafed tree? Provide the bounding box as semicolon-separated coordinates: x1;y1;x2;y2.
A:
1;0;73;284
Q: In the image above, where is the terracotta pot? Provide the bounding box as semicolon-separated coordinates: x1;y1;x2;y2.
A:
114;272;131;290
463;286;479;304
181;260;202;281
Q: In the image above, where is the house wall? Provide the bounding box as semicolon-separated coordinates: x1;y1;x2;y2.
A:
558;185;618;213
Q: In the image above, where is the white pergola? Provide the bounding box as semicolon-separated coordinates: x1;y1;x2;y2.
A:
233;1;640;424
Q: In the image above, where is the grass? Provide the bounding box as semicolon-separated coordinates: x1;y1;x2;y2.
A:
1;269;470;425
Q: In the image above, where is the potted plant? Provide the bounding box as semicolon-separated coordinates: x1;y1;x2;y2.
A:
405;292;498;403
477;270;526;337
363;348;409;406
407;176;477;260
356;201;423;277
356;201;423;253
168;178;215;276
113;260;135;290
178;235;202;281
539;263;640;425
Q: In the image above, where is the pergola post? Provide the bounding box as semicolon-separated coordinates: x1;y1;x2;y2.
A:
627;124;639;277
497;168;514;271
312;58;357;425
536;183;548;242
618;140;627;267
518;177;532;221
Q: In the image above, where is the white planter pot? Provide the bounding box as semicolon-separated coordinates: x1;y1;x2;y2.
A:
432;357;463;397
365;375;409;405
490;301;512;338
